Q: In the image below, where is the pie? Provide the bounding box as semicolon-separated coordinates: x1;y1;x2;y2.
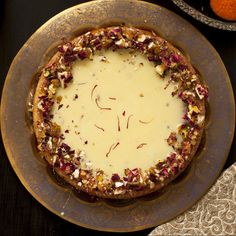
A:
32;26;208;199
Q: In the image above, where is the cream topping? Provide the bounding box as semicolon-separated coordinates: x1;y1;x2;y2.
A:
52;50;185;177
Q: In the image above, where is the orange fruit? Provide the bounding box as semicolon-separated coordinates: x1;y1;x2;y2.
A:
210;0;236;21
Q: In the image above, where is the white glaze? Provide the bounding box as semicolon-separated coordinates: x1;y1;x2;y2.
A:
52;50;185;177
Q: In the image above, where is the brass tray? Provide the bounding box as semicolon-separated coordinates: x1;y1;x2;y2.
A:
1;0;235;232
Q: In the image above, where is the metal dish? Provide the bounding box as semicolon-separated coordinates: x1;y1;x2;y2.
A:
172;0;236;31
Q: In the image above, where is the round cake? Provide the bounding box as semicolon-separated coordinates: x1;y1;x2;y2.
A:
32;26;208;199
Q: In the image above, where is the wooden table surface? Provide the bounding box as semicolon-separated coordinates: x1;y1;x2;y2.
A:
0;0;235;235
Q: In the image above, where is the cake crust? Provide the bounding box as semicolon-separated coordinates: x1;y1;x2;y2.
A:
32;26;208;199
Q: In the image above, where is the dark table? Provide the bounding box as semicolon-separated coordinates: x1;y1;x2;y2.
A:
0;0;235;235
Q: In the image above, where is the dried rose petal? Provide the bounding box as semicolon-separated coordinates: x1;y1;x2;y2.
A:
167;132;177;146
107;27;122;39
160;168;169;178
60;162;76;174
58;42;74;54
178;64;188;71
157;161;165;169
113;27;122;33
171;166;179;175
63;54;77;64
167;152;177;164
60;143;71;152
111;173;120;182
38;97;54;116
78;50;87;60
178;91;196;105
195;84;208;99
171;53;181;63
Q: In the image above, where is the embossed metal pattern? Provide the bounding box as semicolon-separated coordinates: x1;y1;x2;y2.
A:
1;0;235;232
